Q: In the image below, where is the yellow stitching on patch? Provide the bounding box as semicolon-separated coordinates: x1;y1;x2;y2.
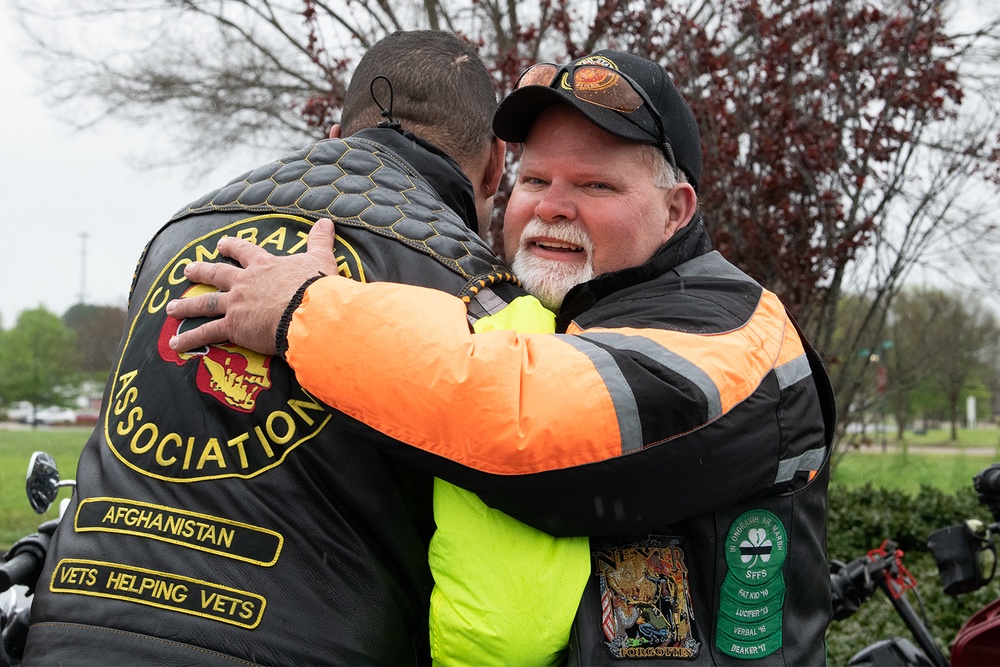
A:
75;498;284;567
49;559;266;629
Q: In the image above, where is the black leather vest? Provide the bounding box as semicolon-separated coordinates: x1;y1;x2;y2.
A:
24;130;520;666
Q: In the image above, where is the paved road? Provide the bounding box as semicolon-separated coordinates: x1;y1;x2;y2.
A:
846;443;997;456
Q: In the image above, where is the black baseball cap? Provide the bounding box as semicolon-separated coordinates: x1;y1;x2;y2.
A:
493;50;702;192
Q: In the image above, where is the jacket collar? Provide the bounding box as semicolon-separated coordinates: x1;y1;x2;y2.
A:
556;213;713;328
353;127;479;232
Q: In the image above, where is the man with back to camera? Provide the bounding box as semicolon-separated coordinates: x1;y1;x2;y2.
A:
22;30;590;665
170;49;838;664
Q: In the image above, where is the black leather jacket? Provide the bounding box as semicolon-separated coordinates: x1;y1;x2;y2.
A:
23;128;520;666
320;216;837;665
560;220;836;665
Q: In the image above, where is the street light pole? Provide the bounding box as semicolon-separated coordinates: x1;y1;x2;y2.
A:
79;232;88;305
860;340;893;452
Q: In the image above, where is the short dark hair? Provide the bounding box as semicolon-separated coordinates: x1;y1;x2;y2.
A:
341;31;497;166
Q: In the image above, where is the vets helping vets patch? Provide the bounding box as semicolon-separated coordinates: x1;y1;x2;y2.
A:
717;510;787;659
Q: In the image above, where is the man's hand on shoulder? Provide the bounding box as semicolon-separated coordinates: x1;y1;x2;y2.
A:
167;218;340;355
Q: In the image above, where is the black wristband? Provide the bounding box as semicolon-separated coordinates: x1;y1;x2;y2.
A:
275;273;326;360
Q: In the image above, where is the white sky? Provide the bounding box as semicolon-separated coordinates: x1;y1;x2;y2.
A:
0;4;250;325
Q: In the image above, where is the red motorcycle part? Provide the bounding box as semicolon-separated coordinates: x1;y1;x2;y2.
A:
951;598;1000;666
868;540;917;600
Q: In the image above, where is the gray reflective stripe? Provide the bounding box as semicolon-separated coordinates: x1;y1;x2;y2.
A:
467;287;509;318
579;332;722;421
774;354;811;390
673;251;756;283
774;447;826;484
466;287;510;325
561;335;644;453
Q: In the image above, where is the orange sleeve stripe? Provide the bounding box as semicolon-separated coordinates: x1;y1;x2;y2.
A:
571;290;788;414
287;277;622;474
287;278;793;474
775;313;807;366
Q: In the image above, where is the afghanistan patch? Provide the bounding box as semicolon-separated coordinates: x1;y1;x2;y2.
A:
717;510;787;659
593;536;701;659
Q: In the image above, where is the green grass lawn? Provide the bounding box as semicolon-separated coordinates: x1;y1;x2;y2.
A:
854;424;1000;449
832;449;997;494
0;426;90;548
833;426;999;493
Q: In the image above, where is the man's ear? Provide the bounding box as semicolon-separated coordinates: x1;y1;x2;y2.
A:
328;124;342;139
482;136;506;197
664;183;698;241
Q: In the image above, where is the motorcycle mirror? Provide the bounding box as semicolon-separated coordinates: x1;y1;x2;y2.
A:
26;451;62;515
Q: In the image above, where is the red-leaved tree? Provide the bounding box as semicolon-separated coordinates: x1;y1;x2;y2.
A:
16;0;1000;417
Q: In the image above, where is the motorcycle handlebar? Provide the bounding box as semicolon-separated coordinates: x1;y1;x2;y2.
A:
0;552;41;592
830;554;882;621
0;531;51;594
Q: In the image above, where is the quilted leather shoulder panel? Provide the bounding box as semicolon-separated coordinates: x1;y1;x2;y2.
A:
172;138;513;286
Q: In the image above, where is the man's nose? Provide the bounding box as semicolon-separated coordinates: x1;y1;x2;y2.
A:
534;183;575;222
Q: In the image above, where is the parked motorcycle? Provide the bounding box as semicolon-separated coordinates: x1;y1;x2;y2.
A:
830;462;1000;665
0;452;75;666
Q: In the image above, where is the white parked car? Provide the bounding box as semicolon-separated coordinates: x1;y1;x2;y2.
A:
5;401;34;422
32;406;77;425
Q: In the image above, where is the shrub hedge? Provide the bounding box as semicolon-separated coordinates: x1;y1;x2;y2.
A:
826;483;1000;664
